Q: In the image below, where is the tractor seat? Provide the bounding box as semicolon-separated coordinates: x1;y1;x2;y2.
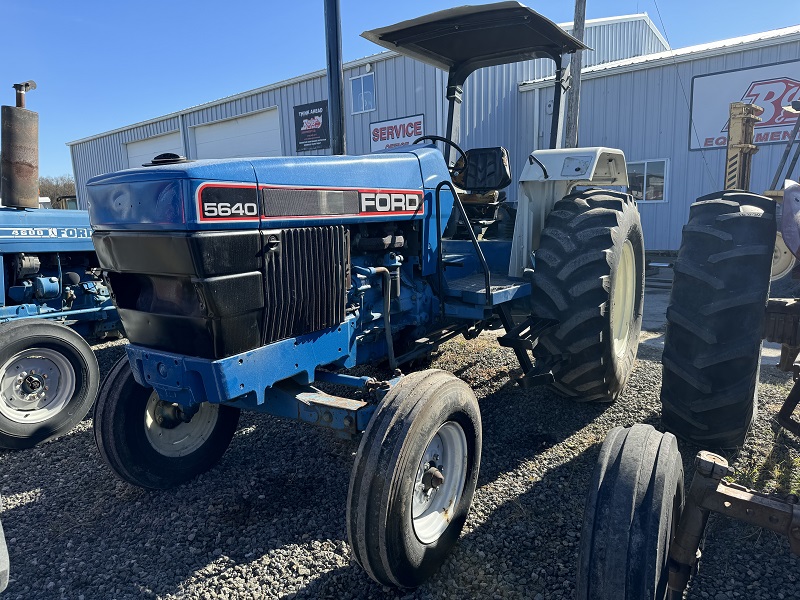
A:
451;146;512;198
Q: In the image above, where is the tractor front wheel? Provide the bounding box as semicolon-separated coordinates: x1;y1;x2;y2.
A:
93;356;240;489
531;189;645;402
0;320;99;449
347;369;481;588
577;424;684;600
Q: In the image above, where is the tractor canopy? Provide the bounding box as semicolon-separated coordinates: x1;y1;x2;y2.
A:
363;2;588;153
362;1;587;87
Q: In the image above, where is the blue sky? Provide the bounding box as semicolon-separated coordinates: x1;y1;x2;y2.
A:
1;0;794;176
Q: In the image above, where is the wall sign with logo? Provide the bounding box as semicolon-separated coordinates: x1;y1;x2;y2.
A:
690;60;800;150
370;114;424;153
294;101;330;152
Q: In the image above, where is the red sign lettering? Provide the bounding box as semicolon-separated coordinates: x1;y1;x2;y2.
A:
741;78;800;128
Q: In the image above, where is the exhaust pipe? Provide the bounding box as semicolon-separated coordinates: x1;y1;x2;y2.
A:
1;81;39;209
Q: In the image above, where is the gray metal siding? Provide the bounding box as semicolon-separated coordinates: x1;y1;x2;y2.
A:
570;39;800;250
460;18;669;202
345;57;447;156
70;17;663;207
71;117;180;209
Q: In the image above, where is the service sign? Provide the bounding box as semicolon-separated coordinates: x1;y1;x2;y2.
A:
294;100;330;152
690;60;800;150
370;114;424;152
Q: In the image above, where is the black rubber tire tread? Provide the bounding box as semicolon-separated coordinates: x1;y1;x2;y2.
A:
0;320;99;449
661;191;775;448
0;497;8;593
531;189;645;402
347;369;481;588
577;424;684;600
93;356;240;490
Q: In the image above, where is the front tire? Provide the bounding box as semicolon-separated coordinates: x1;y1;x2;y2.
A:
0;320;99;449
531;189;645;402
347;369;482;588
93;356;240;489
661;192;775;448
577;424;684;600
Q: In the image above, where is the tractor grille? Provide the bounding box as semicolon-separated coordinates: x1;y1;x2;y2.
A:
262;225;349;344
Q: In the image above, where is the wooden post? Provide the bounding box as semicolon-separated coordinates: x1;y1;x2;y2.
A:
564;0;586;149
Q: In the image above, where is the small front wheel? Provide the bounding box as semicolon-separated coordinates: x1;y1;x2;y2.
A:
0;320;99;449
347;369;482;588
93;356;240;489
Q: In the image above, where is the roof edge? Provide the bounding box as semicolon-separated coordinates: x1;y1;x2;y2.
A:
519;25;800;91
562;12;669;50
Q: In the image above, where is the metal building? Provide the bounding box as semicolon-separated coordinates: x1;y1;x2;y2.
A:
68;12;800;251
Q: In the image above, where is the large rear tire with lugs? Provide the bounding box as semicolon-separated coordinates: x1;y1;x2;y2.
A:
531;189;644;402
661;191;775;448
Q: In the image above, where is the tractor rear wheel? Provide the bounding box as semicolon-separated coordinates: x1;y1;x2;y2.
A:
661;192;775;448
0;320;99;449
531;189;644;402
347;369;481;588
577;424;684;600
93;356;240;489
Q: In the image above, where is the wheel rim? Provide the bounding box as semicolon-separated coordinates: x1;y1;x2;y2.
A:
611;239;637;358
772;232;796;281
144;392;218;457
411;421;468;544
0;347;76;424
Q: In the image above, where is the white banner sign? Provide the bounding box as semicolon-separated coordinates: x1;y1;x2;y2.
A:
690;61;800;150
370;114;424;152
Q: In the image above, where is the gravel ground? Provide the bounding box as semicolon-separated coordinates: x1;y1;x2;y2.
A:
1;324;800;599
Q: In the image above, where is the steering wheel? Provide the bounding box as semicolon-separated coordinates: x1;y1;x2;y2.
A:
413;135;468;176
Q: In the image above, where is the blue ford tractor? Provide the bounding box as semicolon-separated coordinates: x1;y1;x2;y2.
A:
0;82;121;449
88;3;644;587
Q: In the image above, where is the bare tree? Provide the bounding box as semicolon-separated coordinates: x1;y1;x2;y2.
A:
38;174;76;203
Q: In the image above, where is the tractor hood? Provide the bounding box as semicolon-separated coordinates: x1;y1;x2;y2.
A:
86;147;451;362
87;148;446;231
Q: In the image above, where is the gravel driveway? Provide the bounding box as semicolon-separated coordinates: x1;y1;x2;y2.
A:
1;309;799;599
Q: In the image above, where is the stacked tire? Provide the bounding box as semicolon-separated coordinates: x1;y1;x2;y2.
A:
660;191;775;448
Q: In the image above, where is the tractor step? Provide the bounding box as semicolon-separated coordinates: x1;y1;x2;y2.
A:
498;315;559;352
494;306;563;388
777;379;800;437
394;323;474;365
515;354;567;388
444;273;530;306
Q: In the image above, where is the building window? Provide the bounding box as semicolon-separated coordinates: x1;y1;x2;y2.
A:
351;73;376;114
627;160;667;202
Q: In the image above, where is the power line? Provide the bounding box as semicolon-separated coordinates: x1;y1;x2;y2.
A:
651;0;718;190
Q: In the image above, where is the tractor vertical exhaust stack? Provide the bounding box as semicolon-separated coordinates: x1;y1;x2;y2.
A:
324;0;346;155
1;80;39;209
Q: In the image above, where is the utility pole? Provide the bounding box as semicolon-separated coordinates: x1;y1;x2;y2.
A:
564;0;586;149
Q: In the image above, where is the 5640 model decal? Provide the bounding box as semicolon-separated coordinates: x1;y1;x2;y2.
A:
197;183;261;222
